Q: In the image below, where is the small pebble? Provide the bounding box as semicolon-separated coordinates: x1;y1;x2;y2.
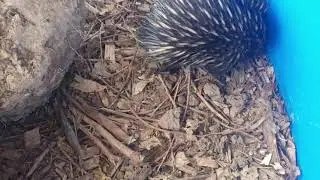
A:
178;95;186;104
258;148;267;155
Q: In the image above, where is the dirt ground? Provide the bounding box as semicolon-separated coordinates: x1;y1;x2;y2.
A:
0;1;300;180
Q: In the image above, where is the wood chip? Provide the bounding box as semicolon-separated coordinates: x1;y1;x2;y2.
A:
203;83;221;101
85;1;115;15
260;153;272;166
99;92;110;107
195;156;219;169
104;44;116;63
139;137;161;150
83;155;100;170
80;126;120;165
71;75;106;93
273;162;286;175
24;127;40;149
0;149;21;160
92;61;112;78
55;167;67;180
175;151;190;167
158;107;181;130
119;48;137;57
133;80;149;95
137;4;151;12
83;146;100;160
240;166;259;179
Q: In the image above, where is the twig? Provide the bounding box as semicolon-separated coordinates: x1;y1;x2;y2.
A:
263;117;281;162
182;70;191;121
55;166;67;180
179;102;266;133
109;48;138;107
156;137;175;173
110;159;124;178
173;74;182;102
198;128;260;141
109;66;132;108
79;125;120;165
158;74;177;108
248;116;268;131
176;105;259;140
32;164;51;180
26;142;56;178
58;106;83;157
193;84;232;128
100;108;158;122
130;108;185;135
177;103;209;116
175;174;212;180
66;93;131;144
82;116;143;164
150;98;169;118
57;143;87;175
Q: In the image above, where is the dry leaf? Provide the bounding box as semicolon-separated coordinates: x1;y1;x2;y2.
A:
76;174;95;180
0;150;22;160
139;129;155;141
185;119;199;130
240;166;259;180
260;153;272;166
83;155;100;170
55;168;67;179
71;75;106;93
99;92;109;107
133;80;149;95
120;48;136;57
226;94;245;118
83;146;100;160
100;4;115;14
139;137;161;150
177;165;197;176
137;4;150;12
175;151;189;167
287;139;297;164
195;156;219;169
85;2;114;15
92;168;109;180
24;127;40;149
203;83;221;101
189;95;200;107
158;108;181;130
54;161;66;169
85;2;100;14
272;162;286;175
216;168;233;179
185;128;197;141
149;175;170;180
184;119;199;141
205;173;217;180
92;61;112;78
117;98;130;109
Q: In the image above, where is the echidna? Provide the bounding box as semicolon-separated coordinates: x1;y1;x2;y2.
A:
138;0;268;75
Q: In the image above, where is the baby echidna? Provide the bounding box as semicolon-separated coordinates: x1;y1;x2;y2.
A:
138;0;268;75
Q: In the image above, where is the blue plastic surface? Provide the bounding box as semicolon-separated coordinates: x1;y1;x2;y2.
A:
268;1;320;179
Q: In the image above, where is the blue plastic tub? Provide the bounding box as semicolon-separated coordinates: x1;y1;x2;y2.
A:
268;1;320;179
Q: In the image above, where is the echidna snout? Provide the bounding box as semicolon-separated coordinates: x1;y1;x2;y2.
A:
138;0;268;75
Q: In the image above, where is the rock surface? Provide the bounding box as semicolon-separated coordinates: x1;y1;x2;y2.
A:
0;0;86;121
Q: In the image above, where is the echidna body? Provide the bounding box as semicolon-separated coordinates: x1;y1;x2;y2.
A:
138;0;268;75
